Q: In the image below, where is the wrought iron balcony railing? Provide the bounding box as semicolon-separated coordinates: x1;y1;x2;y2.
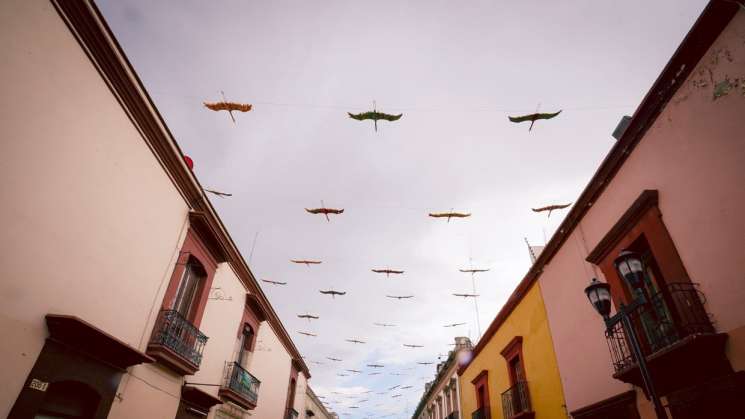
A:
471;406;489;419
605;282;714;373
285;407;299;419
501;381;532;418
223;361;260;406
149;309;208;367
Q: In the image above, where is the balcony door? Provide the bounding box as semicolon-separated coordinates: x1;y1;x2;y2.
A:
173;258;207;321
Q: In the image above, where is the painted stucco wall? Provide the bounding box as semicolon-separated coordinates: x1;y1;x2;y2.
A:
538;9;745;413
459;283;566;419
0;0;189;417
250;321;294;418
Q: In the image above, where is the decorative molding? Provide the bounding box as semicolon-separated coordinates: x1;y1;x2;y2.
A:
500;336;524;359
586;190;659;264
471;369;488;385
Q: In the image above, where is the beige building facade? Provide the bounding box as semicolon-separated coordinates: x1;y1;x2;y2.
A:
1;1;311;418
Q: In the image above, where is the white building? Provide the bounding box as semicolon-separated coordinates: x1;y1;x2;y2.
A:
412;337;473;419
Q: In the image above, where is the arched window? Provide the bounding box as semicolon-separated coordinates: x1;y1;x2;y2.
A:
237;323;254;365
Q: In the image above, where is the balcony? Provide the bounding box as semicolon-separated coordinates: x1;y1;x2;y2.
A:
285;407;299;419
146;309;208;375
471;407;489;419
218;361;260;410
606;282;729;394
501;381;533;419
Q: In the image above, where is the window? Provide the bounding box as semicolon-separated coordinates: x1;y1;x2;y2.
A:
147;227;220;375
237;324;254;366
500;337;532;418
173;258;207;320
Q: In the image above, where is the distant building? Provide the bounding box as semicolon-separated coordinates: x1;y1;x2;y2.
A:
412;337;473;419
305;386;335;419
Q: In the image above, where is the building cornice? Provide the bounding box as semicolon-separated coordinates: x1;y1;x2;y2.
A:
458;0;739;376
49;0;310;377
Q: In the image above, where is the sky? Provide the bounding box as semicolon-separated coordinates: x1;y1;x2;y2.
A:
98;1;707;417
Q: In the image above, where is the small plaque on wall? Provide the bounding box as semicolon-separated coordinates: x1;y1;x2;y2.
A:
29;379;48;392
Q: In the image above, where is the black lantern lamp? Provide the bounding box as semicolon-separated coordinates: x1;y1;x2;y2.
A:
584;278;612;320
613;250;645;289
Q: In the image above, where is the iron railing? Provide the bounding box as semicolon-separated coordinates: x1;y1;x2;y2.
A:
445;411;459;419
149;309;208;366
501;381;531;418
606;282;714;372
285;408;299;419
223;361;260;405
471;407;489;419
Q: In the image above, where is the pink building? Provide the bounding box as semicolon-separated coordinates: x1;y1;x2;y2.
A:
1;1;313;418
519;2;745;418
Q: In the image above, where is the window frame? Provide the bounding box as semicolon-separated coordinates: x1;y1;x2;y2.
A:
161;229;219;327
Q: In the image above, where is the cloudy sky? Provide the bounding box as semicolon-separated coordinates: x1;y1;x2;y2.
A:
98;1;707;417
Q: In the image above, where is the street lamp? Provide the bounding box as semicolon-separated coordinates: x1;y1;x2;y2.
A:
583;252;668;419
613;250;645;289
584;278;611;320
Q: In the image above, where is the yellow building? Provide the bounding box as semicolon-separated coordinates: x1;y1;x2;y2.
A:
458;281;566;419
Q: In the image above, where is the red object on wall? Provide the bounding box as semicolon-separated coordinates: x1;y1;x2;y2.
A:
183;155;194;170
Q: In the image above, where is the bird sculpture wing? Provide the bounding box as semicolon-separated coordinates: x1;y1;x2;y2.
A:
535;110;562;120
204;101;252;112
204;189;232;197
377;112;403;121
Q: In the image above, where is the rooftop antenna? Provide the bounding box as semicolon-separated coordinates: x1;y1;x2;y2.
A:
466;256;482;339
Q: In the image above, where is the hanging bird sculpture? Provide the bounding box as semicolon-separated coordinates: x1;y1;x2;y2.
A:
386;295;414;300
298;313;319;321
348;101;402;132
204;91;252;123
373;323;396;327
532;202;572;218
371;268;404;277
508;110;562;131
453;293;480;298
367;364;385;368
429;211;471;222
345;338;366;344
204;188;232;198
291;259;322;267
443;322;467;327
305;201;344;222
459;268;489;274
403;344;423;348
261;279;287;286
298;331;317;337
320;289;346;298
